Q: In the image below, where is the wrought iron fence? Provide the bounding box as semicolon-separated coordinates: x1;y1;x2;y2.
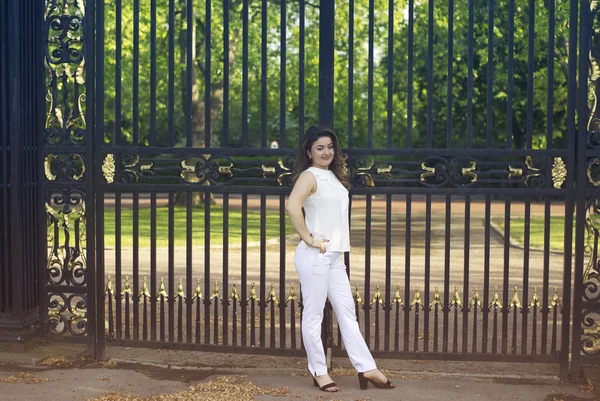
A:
41;0;599;378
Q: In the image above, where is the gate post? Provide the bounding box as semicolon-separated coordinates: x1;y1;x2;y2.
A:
319;0;335;128
318;0;335;370
571;0;593;379
41;0;98;358
0;0;45;350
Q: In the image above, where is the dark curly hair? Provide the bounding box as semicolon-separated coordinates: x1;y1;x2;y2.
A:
291;126;349;188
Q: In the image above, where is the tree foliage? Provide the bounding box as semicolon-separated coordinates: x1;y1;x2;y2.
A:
101;0;572;150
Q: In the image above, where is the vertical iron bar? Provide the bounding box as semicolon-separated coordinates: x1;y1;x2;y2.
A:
446;0;454;148
472;300;477;353
506;0;515;149
93;0;104;359
133;193;139;340
115;192;122;339
280;195;286;348
108;292;114;337
150;194;157;341
426;0;434;148
463;196;470;352
466;0;474;148
386;0;393;148
486;0;493;147
160;292;166;342
223;193;229;345
261;0;267;147
205;0;211;148
443;195;451;352
364;195;372;348
512;304;517;354
299;0;305;144
347;0;354;148
407;0;414;147
542;199;551;354
492;304;498;354
150;0;157;146
168;193;175;341
404;194;411;351
178;294;183;342
319;0;334;127
223;0;230;147
367;0;374;147
260;195;267;346
168;0;175;147
186;192;193;342
204;194;211;344
115;0;122;146
526;0;535;149
133;0;139;145
241;194;248;346
384;194;392;351
196;295;201;343
502;198;510;353
546;0;555;150
242;0;248;147
482;195;491;353
280;0;286;146
522;199;531;353
186;0;193;147
124;293;130;339
424;194;431;352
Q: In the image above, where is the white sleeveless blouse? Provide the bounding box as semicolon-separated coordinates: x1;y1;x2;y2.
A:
301;167;350;252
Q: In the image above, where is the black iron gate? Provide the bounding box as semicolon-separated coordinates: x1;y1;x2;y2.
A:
41;0;600;378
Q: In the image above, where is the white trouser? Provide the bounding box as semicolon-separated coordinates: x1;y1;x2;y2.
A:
295;244;377;376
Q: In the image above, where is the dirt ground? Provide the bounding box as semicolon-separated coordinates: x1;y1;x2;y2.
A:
0;344;598;401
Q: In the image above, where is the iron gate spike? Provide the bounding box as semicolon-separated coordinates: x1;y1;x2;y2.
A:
353;284;364;306
248;282;259;302
285;283;298;304
121;276;132;296
469;287;482;310
489;286;502;309
157;278;168;301
551;288;561;309
175;278;185;299
229;283;240;302
450;286;462;308
370;285;384;307
192;279;203;301
411;286;423;307
510;286;522;309
140;277;150;299
211;281;221;300
529;287;542;310
105;275;114;297
430;287;442;308
267;284;279;305
392;285;403;305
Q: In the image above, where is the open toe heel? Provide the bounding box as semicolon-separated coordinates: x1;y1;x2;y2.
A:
358;372;395;390
311;376;338;392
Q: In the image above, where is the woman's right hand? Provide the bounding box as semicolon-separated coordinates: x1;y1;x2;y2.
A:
316;239;329;254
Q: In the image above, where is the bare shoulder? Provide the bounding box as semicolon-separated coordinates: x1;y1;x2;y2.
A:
294;170;317;193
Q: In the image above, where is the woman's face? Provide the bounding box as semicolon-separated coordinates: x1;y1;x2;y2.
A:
308;136;334;169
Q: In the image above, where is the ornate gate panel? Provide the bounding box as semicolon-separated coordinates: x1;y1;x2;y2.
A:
42;0;97;356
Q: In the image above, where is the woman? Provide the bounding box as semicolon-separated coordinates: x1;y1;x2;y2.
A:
286;126;395;393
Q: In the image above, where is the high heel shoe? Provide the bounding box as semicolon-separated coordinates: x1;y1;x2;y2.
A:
312;376;339;392
358;371;395;390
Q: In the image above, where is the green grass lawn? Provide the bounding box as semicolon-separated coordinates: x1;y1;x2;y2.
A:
493;216;575;252
100;206;296;247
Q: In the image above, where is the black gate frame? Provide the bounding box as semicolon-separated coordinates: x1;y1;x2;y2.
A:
39;0;600;379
